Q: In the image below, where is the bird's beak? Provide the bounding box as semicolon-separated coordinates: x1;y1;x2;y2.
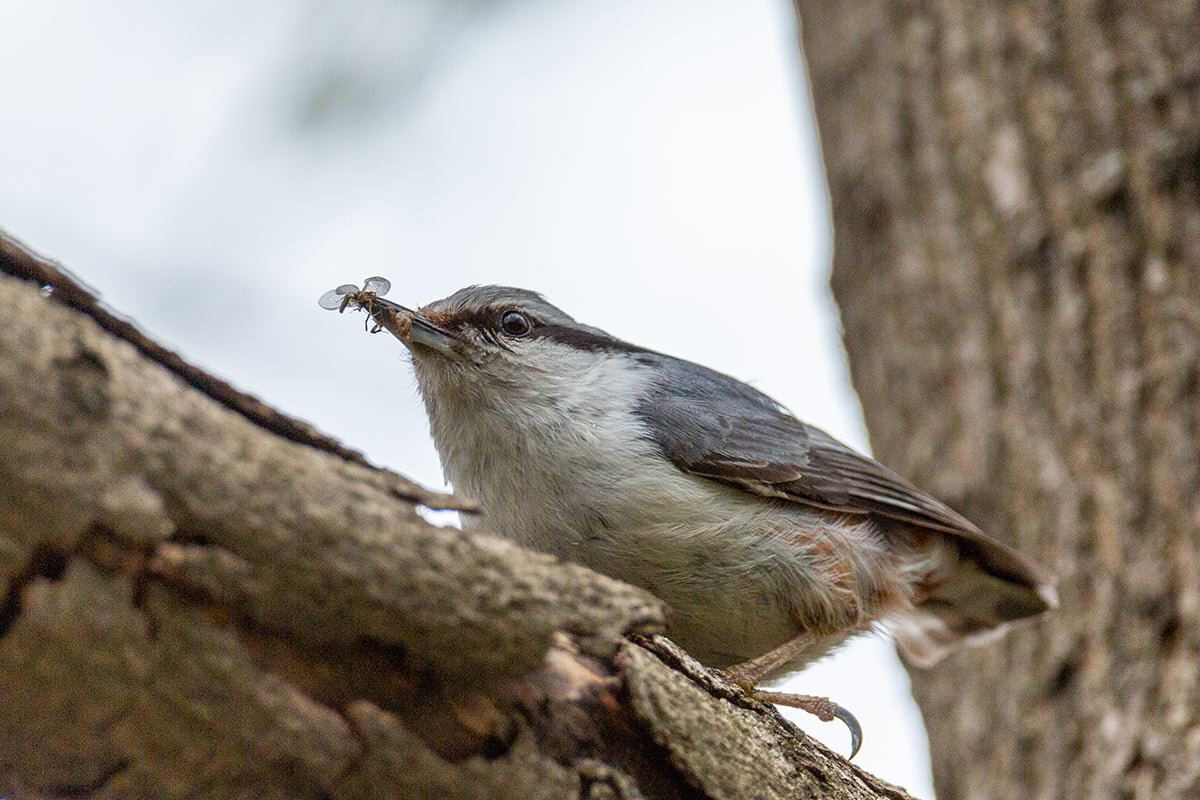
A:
366;297;463;359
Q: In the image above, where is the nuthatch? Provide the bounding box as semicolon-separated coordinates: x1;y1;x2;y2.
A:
321;280;1057;756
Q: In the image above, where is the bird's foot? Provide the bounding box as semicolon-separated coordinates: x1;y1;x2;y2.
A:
751;690;863;760
723;633;863;760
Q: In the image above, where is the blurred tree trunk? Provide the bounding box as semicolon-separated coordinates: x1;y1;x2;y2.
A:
795;1;1200;798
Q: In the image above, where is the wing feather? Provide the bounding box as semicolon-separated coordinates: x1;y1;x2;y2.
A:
635;358;1053;594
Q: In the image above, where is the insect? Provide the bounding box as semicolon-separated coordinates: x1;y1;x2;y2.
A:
318;276;407;333
318;276;392;313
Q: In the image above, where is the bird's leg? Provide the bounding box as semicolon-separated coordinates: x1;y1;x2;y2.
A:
724;633;863;759
724;632;816;689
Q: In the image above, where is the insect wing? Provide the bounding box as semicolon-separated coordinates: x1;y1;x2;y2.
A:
362;276;391;296
318;288;348;310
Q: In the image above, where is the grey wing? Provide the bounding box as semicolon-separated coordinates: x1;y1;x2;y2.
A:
634;359;959;529
634;359;1050;591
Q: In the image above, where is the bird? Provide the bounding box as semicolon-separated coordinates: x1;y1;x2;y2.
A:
320;280;1057;756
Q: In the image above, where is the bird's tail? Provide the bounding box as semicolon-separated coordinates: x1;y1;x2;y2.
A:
888;531;1058;667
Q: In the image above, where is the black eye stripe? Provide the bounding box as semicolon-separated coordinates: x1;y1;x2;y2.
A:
434;308;542;340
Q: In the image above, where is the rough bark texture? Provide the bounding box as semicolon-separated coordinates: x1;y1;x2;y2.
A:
796;2;1200;798
0;233;916;799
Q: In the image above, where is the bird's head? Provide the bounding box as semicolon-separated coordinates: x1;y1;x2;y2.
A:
368;285;652;411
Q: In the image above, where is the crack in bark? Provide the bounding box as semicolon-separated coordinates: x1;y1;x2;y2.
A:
328;701;372;790
628;635;759;713
577;761;659;800
0;541;70;637
46;758;130;798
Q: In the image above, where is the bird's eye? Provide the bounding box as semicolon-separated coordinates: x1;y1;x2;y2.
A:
499;310;531;337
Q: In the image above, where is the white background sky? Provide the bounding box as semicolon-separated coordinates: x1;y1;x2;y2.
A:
0;0;935;794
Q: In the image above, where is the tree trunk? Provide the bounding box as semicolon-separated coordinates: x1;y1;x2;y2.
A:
0;232;915;800
795;1;1200;797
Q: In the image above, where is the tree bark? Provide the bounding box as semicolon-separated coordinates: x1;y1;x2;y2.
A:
0;232;915;800
795;1;1200;798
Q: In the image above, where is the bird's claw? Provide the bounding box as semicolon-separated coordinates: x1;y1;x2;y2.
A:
831;702;863;760
751;689;863;760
